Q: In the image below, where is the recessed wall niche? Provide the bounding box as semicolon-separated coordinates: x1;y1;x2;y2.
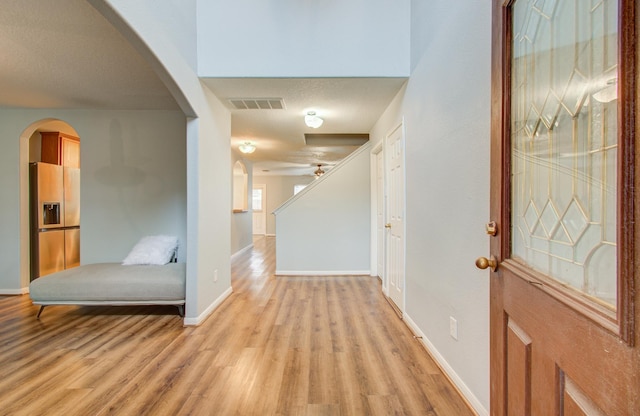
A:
233;160;248;212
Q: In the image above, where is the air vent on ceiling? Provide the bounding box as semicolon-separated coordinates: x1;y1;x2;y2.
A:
228;98;285;110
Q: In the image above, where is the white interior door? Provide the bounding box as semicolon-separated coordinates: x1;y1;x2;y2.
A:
385;123;405;313
252;184;266;235
375;150;385;284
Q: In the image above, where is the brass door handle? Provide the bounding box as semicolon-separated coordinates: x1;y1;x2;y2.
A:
475;255;497;272
385;223;391;229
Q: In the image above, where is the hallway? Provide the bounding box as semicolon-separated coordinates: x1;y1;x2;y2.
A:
0;236;473;415
227;236;474;414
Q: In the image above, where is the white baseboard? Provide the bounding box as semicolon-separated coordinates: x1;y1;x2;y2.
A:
183;287;233;326
275;270;371;276
231;243;254;261
403;313;488;416
0;287;29;295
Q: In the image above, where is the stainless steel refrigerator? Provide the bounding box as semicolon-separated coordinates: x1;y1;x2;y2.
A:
30;162;80;281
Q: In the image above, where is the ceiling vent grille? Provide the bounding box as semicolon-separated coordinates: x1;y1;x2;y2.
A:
228;98;285;110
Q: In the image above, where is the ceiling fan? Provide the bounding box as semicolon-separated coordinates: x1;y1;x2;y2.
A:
256;162;334;176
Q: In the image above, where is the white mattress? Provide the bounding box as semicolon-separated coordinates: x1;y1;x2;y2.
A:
29;262;186;305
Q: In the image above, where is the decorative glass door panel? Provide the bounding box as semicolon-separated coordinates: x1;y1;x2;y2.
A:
510;0;618;309
491;0;637;411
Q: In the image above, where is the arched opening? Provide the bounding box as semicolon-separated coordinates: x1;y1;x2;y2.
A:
20;119;81;288
232;160;248;213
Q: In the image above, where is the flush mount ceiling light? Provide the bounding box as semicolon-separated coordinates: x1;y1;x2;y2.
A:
239;142;256;154
592;78;618;103
305;111;324;129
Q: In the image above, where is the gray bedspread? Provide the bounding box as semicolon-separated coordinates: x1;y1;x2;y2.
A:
29;262;186;304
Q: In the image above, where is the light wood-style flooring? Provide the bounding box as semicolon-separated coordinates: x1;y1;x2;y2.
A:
0;236;473;415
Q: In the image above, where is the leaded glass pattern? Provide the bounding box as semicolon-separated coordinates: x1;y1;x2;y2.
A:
511;0;618;308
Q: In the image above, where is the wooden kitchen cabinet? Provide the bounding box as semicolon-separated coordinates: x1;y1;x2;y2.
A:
41;132;80;168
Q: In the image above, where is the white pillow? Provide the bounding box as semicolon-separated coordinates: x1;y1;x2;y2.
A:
122;235;178;266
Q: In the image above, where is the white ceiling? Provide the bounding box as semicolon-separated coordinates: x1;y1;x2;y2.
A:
0;0;407;176
204;77;406;175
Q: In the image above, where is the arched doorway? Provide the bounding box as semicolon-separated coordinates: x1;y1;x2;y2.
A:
232;160;248;213
19;119;80;288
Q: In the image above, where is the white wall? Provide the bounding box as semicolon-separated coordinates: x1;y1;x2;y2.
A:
80;111;188;264
90;0;197;117
95;0;197;71
96;0;233;323
0;109;187;293
274;147;370;274
139;0;198;70
2;2;493;410
369;1;492;413
252;175;314;236
186;86;232;322
0;115;26;293
197;0;410;77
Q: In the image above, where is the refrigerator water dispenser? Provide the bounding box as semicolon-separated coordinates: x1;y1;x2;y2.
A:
42;202;61;225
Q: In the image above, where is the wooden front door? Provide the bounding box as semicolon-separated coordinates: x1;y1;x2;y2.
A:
489;0;639;414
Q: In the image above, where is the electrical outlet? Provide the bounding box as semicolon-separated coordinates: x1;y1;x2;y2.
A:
449;316;458;340
213;269;218;282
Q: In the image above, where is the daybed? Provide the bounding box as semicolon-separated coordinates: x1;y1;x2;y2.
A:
29;235;185;318
30;262;185;318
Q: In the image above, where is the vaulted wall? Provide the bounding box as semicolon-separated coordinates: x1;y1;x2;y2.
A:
197;0;410;78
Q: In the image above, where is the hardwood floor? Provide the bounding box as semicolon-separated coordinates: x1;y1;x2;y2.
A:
0;236;474;415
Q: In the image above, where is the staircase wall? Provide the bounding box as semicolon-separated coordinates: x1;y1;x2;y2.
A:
274;145;371;275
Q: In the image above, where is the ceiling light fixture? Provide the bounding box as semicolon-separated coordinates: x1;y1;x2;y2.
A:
314;164;325;177
239;142;256;154
305;111;324;129
592;78;618;103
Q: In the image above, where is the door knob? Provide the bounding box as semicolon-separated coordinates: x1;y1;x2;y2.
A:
385;223;391;229
475;255;497;272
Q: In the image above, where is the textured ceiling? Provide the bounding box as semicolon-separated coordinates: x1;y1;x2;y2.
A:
0;0;179;110
0;0;407;176
204;77;406;175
